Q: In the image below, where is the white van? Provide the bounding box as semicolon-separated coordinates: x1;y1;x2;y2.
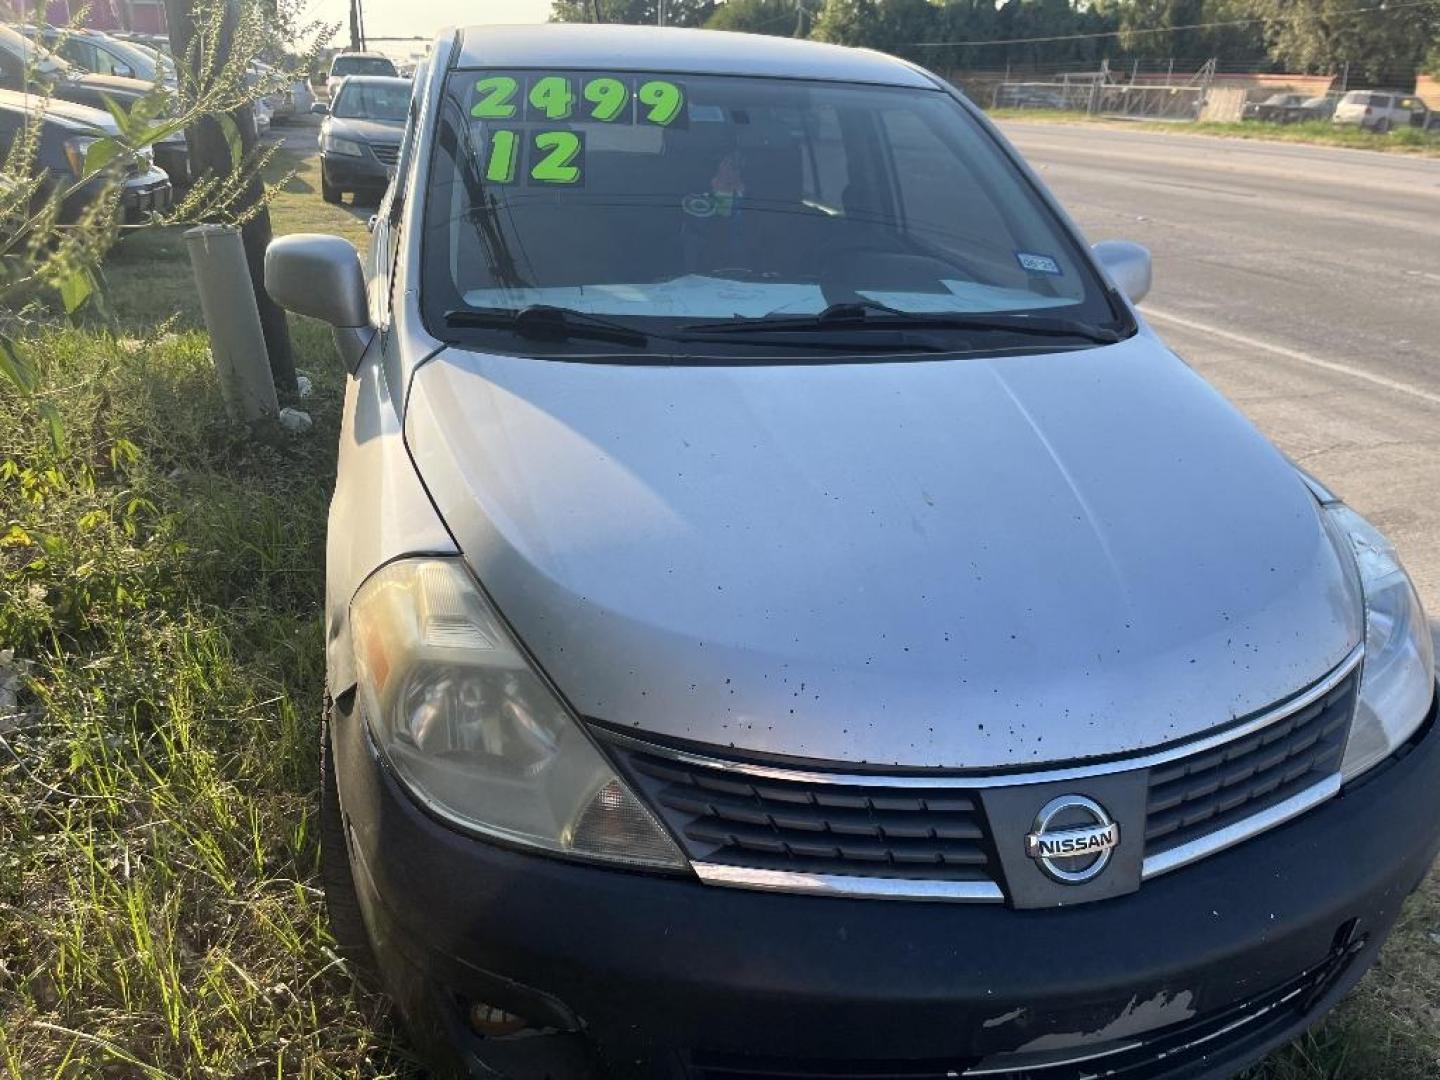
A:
1332;90;1412;132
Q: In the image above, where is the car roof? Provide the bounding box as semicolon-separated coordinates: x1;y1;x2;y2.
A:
451;24;935;89
0;88;118;132
333;74;410;88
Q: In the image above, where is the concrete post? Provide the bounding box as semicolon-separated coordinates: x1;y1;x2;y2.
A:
184;224;279;422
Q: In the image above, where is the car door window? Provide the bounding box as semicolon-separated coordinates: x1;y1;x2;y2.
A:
0;42;23;87
0;111;21;154
95;46;128;77
61;39;99;73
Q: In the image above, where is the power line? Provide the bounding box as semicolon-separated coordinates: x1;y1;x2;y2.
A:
907;0;1438;48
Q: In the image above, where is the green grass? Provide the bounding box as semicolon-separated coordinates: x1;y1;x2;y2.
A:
990;109;1440;156
1;142;419;1078
3;132;1439;1079
103;145;372;333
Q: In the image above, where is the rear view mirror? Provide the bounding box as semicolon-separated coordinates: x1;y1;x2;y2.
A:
265;233;373;369
1092;240;1152;305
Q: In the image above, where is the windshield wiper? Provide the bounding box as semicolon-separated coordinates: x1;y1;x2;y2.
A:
444;305;648;347
683;301;1125;346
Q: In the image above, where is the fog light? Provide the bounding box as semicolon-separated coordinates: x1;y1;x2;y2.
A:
469;1001;530;1037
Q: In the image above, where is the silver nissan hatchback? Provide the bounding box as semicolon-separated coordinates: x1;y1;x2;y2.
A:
264;24;1440;1080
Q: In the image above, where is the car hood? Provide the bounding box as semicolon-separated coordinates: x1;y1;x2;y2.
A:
404;334;1362;770
327;116;403;143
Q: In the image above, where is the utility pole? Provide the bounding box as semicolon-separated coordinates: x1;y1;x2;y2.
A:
164;0;297;396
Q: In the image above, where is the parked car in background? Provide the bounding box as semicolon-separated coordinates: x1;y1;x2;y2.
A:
314;74;407;204
1395;95;1440;131
22;25;177;88
111;31;172;59
1333;90;1413;132
1296;94;1340;122
0;88;171;223
269;76;315;123
325;51;397;96
1244;92;1310;123
266;25;1440;1080
994;83;1070;110
0;25;189;185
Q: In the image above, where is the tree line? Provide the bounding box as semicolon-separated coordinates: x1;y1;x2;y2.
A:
550;0;1440;87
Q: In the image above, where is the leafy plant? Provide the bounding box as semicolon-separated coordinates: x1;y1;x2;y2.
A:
0;1;329;445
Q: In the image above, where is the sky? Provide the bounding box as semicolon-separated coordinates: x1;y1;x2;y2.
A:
303;0;553;54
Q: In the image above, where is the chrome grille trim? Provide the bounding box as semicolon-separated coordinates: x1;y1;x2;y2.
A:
1141;772;1342;881
609;646;1361;901
691;863;1004;903
604;644;1363;791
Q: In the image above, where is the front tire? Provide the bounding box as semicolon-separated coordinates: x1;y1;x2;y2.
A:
321;172;342;204
320;700;378;978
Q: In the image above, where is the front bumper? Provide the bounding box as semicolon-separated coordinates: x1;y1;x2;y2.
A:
332;691;1440;1080
321;149;392;189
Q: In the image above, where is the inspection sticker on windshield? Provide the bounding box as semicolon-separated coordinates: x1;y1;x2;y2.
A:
1015;251;1063;276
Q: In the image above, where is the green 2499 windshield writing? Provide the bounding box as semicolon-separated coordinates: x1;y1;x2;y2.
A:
471;73;685;125
470;72;685;185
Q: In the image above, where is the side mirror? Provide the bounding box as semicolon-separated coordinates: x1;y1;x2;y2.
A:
310;101;328;115
265;234;373;369
1092;240;1152;305
114;63;134;79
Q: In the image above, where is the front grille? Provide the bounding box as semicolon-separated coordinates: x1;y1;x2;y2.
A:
371;143;400;165
603;653;1359;898
619;749;995;883
1144;667;1358;858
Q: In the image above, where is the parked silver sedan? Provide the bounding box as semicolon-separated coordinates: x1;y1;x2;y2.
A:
265;24;1439;1080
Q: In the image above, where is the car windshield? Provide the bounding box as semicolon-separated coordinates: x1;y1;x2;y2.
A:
333;79;409;120
334;55;396;77
422;70;1126;353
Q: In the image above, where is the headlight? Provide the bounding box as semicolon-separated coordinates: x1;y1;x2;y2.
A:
1327;506;1435;779
323;134;364;157
350;558;686;868
63;136;97;177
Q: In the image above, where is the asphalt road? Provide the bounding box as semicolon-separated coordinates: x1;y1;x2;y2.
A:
1002;122;1440;613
